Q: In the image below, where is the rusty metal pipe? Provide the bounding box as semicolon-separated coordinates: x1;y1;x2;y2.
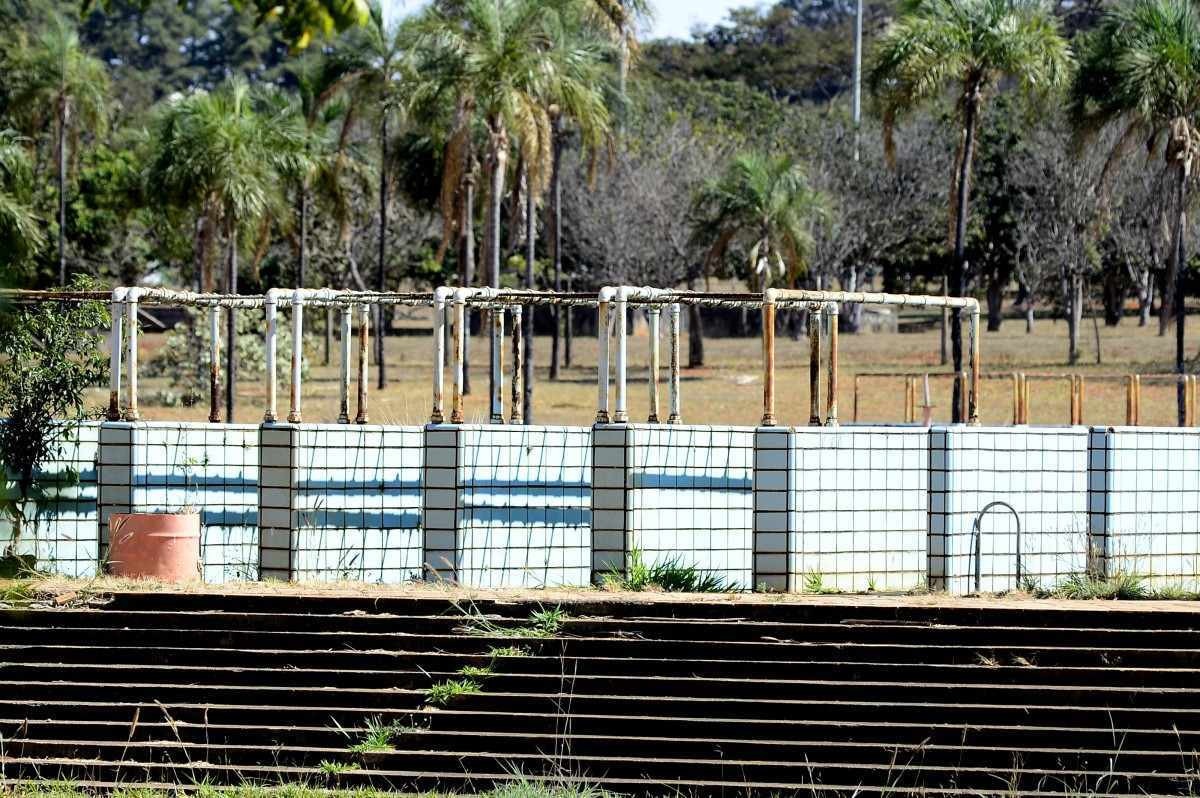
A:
968;305;981;425
451;292;466;424
596;290;613;423
356;303;370;424
853;374;860;423
491;305;505;424
287;290;304;423
614;289;629;423
107;289;125;421
761;290;777;427
338;305;351;423
1133;374;1142;425
209;305;221;423
510;306;523;425
647;307;661;423
668;303;681;424
808;302;821;426
826;304;839;426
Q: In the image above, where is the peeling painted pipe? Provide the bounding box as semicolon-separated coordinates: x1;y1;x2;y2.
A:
596;287;614;424
264;289;280;423
826;303;839;427
510;306;523;425
668;304;681;424
338;306;351;424
491;304;505;424
356;302;369;424
107;288;125;421
452;290;466;424
647;307;661;423
431;287;451;423
288;289;304;423
125;288;142;421
968;305;981;424
808;302;821;426
761;289;777;427
614;288;629;423
209;304;221;423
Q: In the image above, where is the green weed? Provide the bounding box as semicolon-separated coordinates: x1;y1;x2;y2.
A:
425;677;482;706
486;645;529;658
606;546;734;592
458;664;494;679
317;760;360;776
1055;572;1149;600
346;716;406;753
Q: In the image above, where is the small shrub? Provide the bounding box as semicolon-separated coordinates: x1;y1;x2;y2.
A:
1055;572;1148;600
803;569;841;594
425;677;481;706
458;664;494;679
347;716;405;753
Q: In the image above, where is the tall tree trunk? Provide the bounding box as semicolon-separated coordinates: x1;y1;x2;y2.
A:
1175;161;1188;426
485;120;509;410
985;273;1003;331
376;115;388;390
1138;267;1152;327
1067;269;1081;365
298;184;308;289
564;275;573;368
57;96;69;287
548;114;563;381
523;171;535;424
460;170;476;395
950;89;979;423
225;216;238;422
686;276;704;367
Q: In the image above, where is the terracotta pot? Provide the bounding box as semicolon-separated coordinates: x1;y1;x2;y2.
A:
107;512;201;582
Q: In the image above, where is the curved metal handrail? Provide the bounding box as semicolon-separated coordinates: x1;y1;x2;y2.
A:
972;501;1022;593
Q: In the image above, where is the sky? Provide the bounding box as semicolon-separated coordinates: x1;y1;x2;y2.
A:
382;0;753;40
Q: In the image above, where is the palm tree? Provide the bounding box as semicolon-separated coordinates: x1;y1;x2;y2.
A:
0;131;45;277
339;3;413;390
149;78;307;420
692;152;826;292
420;0;612;414
3;15;109;286
868;0;1071;422
1071;0;1200;425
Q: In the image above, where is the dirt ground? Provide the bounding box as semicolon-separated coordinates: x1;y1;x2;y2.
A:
12;574;1200;615
96;309;1200;429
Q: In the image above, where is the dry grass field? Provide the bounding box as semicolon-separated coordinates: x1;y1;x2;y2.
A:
98;309;1200;428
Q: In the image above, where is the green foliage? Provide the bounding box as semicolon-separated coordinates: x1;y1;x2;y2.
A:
424;676;481;706
458;603;568;638
145;308;306;407
486;645;529;658
317;760;360;775
1054;572;1150;600
457;664;494;679
607;546;735;593
0;130;43;277
690;151;826;289
0;280;107;561
345;716;406;753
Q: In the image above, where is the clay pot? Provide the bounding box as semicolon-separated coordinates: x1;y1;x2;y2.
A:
107;512;201;582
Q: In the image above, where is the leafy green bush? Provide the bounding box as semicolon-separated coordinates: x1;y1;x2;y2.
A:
1055;572;1149;600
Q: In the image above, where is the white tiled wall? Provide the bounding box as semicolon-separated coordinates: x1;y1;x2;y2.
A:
930;427;1089;594
629;425;754;588
457;425;591;587
130;422;260;582
292;424;423;583
790;426;928;592
1101;428;1200;587
0;421;99;577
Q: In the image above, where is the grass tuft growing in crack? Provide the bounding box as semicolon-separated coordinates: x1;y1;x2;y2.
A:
345;716;410;753
605;547;734;593
425;677;482;706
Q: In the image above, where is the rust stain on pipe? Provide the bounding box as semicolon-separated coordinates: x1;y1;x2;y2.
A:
826;306;839;426
451;300;465;424
647;307;661;423
668;303;681;424
761;299;776;427
209;306;221;423
356;303;370;424
808;303;821;426
510;307;523;425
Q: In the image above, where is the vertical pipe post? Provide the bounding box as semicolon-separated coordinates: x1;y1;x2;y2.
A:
208;304;221;423
853;375;860;423
596;296;611;423
264;292;278;423
922;373;933;426
668;303;681;424
614;291;629;423
761;291;777;427
957;371;968;424
452;295;466;424
1011;373;1019;425
1126;376;1134;426
1077;375;1085;425
647;307;661;423
510;306;524;425
1134;374;1142;425
1022;374;1031;424
432;293;446;423
356;303;370;424
826;304;839;426
125;294;139;421
808;302;822;426
287;291;304;423
338;305;352;423
904;377;914;423
968;304;981;425
107;293;123;421
490;304;505;424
